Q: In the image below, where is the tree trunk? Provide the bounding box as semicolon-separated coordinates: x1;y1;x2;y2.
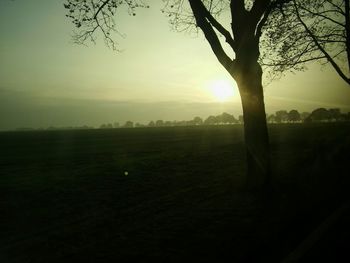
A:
231;61;271;189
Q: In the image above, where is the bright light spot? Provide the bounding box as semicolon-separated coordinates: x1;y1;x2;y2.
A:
124;171;128;176
209;79;235;102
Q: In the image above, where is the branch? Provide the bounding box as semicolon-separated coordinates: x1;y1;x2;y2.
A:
203;6;236;49
293;0;350;85
255;2;275;40
345;0;350;73
188;0;233;71
250;0;270;24
94;0;110;19
299;6;345;27
262;55;327;67
326;0;345;15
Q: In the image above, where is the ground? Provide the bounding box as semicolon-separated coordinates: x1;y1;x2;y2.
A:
0;123;349;262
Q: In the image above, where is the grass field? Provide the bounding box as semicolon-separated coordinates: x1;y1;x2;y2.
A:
1;123;350;262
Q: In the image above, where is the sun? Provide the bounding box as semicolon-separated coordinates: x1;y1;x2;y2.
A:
209;79;235;102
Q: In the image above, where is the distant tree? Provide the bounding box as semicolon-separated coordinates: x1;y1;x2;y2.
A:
177;120;187;126
217;112;237;124
288;109;301;122
300;112;311;121
204;115;218;125
100;123;113;129
113;122;120;128
155;120;164;127
309;108;330;121
164;121;173;126
263;0;350;85
275;110;289;123
123;121;134;128
267;114;276;123
184;120;193;126
148;121;155;127
193;116;203;125
329;108;341;121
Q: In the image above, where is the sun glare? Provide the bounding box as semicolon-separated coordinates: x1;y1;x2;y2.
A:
209;79;235;102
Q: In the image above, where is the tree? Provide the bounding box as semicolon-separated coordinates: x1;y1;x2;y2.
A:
204;115;218;125
123;121;134;128
308;108;330;121
300;112;311;121
193;116;203;125
329;108;341;121
217;112;237;124
164;121;173;126
155;120;164;127
262;0;350;85
288;109;301;122
266;114;276;123
64;0;293;188
275;110;289;123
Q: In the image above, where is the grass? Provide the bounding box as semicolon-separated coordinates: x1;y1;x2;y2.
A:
0;123;349;262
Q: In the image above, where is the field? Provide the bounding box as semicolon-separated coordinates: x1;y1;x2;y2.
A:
1;123;350;262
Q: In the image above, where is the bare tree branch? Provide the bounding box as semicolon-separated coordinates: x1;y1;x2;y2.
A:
202;5;236;49
260;0;350;85
187;0;233;71
64;0;149;50
93;0;110;19
292;0;350;84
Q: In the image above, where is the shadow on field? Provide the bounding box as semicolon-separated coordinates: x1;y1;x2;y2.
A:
0;123;349;262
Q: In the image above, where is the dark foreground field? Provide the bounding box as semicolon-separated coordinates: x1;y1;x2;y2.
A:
1;123;350;262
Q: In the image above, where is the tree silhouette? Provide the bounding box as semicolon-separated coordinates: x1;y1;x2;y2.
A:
263;0;350;85
216;112;237;124
329;108;341;121
164;121;173;126
300;112;311;121
308;108;330;122
275;110;289;123
193;116;203;125
204;115;218;125
123;121;134;128
65;0;295;188
288;109;301;122
155;120;164;127
267;114;276;123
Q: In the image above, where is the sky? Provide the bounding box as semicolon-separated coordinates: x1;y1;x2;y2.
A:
0;0;350;130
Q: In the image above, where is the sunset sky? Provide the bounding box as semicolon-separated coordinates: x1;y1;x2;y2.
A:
1;0;350;130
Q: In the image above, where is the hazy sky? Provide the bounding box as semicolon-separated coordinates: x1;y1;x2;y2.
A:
1;0;350;129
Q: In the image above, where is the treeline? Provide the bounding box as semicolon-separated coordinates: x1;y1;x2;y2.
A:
267;108;350;123
12;107;350;131
100;112;241;129
99;108;350;129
